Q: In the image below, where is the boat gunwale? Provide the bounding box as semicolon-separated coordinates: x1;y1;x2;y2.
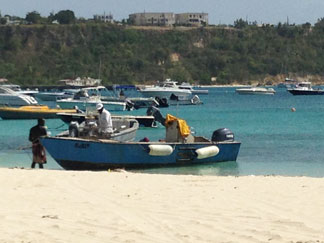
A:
42;135;241;145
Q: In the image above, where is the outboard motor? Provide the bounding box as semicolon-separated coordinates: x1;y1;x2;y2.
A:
146;106;166;126
125;99;135;111
191;95;201;105
211;128;234;142
170;93;179;101
155;97;169;107
69;122;79;137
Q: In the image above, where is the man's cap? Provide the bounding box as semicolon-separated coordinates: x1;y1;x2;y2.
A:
96;103;104;110
38;118;45;125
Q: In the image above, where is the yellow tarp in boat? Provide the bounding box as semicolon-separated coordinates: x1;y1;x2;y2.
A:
165;114;190;138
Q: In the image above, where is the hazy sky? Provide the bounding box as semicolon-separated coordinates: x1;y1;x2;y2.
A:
1;0;324;25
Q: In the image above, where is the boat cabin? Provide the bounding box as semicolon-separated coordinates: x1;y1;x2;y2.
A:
295;82;312;90
81;86;117;98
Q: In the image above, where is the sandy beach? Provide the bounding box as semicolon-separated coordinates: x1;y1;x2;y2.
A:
0;168;324;243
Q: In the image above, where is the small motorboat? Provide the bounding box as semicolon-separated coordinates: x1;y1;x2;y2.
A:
40;111;241;170
287;82;324;95
56;112;157;128
236;87;276;95
56;89;126;111
34;91;75;101
0;105;78;119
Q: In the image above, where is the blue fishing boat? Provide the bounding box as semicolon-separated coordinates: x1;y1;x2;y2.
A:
40;112;241;170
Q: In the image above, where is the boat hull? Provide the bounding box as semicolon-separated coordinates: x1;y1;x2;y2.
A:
34;92;73;101
288;90;324;95
139;90;192;99
40;137;241;170
57;100;126;111
191;90;209;95
236;90;275;95
56;113;157;127
0;106;76;119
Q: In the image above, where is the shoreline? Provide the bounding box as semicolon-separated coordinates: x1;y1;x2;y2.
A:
1;168;324;242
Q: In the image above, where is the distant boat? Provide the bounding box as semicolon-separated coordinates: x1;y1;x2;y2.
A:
277;78;298;89
287;82;324;95
56;112;157;128
0;105;77;119
0;86;38;107
168;93;203;105
236;87;276;95
34;91;76;101
139;79;202;105
58;77;102;87
178;82;209;95
81;86;159;109
0;84;39;96
56;89;126;111
138;79;192;100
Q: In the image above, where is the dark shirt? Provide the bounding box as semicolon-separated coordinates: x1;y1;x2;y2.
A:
29;125;47;144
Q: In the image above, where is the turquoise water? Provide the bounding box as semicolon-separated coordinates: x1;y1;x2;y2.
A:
1;87;324;177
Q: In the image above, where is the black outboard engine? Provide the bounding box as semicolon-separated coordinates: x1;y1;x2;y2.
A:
170;93;179;101
155;97;169;107
211;128;234;142
125;99;135;111
146;106;166;126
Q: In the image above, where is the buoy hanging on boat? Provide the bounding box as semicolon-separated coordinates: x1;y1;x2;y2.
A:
195;146;219;159
148;145;173;156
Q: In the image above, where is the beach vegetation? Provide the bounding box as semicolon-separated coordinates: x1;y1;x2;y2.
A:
1;17;324;85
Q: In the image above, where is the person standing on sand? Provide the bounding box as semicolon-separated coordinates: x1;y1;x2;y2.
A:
29;118;48;169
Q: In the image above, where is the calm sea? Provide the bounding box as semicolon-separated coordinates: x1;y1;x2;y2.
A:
1;87;324;177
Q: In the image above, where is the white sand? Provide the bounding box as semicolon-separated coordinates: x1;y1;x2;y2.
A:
0;168;323;243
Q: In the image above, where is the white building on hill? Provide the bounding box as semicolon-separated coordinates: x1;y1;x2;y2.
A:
94;13;114;23
129;12;208;27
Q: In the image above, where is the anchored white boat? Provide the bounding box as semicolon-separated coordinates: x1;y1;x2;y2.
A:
138;79;192;100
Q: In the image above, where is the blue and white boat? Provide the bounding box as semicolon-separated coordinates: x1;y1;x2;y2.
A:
40;114;240;170
83;86;159;108
34;91;76;101
56;89;126;111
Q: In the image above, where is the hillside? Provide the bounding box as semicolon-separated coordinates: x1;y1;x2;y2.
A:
1;23;324;85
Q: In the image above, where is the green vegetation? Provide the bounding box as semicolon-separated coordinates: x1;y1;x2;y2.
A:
1;19;324;85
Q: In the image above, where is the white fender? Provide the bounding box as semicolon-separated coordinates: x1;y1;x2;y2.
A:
196;146;219;159
149;145;173;156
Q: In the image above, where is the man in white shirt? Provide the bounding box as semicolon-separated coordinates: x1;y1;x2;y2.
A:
96;103;113;136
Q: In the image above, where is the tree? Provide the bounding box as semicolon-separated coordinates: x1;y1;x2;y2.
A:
234;18;248;29
47;12;55;23
54;10;75;24
314;18;324;32
25;11;41;24
0;17;6;25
